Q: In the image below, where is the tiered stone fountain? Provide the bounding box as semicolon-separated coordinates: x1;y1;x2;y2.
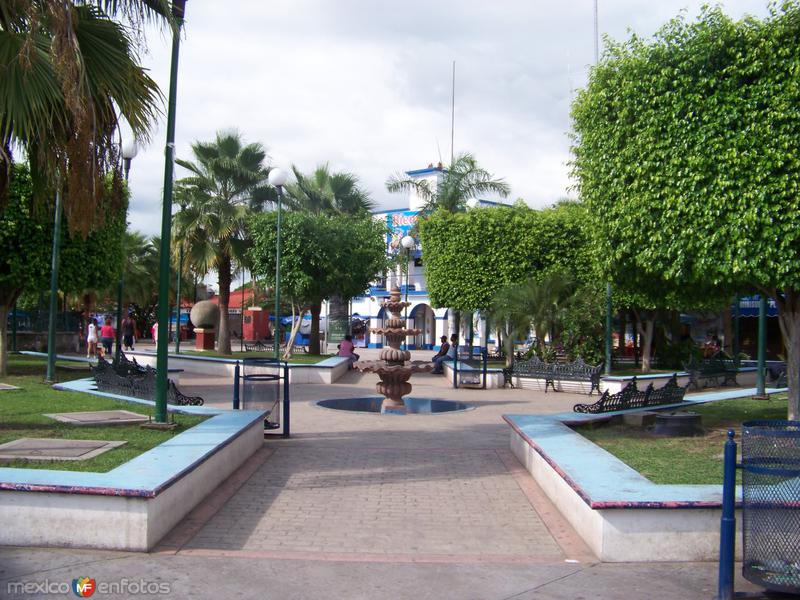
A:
354;287;434;414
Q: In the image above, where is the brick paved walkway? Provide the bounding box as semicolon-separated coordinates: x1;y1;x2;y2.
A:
166;366;594;564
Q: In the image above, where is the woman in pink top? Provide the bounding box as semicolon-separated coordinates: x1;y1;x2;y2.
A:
337;334;360;367
99;316;115;357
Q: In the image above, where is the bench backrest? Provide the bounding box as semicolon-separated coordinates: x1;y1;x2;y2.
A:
573;374;687;413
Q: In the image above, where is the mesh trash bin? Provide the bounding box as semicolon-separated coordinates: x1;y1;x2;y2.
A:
241;358;284;430
741;420;800;594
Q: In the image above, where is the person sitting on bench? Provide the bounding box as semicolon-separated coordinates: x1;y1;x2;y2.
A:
337;334;360;367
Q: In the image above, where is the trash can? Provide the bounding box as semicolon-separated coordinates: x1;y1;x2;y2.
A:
241;358;284;431
741;420;800;594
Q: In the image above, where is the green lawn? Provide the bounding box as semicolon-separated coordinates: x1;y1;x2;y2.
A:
571;396;788;485
0;355;206;472
181;350;332;364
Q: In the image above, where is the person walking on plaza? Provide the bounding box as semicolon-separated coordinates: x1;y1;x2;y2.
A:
431;335;450;373
86;318;98;358
99;316;115;357
121;315;135;351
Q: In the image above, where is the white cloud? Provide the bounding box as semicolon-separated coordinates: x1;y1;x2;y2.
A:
124;0;772;237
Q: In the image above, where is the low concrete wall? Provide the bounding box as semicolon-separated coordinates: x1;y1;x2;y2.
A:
440;361;505;389
600;367;759;394
0;380;266;551
508;429;742;562
503;387;782;562
130;352;350;384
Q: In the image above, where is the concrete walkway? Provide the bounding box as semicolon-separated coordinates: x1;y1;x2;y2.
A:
0;360;768;599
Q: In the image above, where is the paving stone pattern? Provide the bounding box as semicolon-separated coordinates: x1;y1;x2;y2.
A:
0;438;126;460
187;446;563;557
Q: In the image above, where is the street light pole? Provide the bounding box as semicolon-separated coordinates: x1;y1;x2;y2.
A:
400;235;415;351
268;168;288;360
45;181;63;383
155;0;187;424
116;140;138;363
175;202;186;354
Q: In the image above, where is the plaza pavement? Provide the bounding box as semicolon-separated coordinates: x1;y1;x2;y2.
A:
0;348;768;599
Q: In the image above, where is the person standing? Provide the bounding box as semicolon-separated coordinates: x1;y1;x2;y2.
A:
99;316;115;357
121;316;135;351
86;318;98;358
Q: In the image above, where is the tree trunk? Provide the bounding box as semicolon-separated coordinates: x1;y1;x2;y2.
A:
721;305;733;355
775;288;800;420
633;309;655;373
309;301;321;355
217;256;232;354
0;304;8;377
283;302;303;360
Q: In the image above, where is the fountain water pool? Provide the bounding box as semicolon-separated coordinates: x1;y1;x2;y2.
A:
314;397;472;414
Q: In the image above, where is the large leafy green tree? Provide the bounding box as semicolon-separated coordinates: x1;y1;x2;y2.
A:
286;163;374;345
174;131;271;354
247;211;388;355
0;0;166;234
0;164;127;375
572;4;800;415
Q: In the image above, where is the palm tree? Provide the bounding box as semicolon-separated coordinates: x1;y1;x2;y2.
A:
285;164;374;353
174;131;271;355
286;164;374;215
490;272;576;367
386;152;510;216
387;152;510;346
0;1;167;234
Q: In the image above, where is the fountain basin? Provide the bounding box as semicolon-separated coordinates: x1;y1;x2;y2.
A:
314;397;473;415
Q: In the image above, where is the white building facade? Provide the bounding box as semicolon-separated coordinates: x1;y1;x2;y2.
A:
342;165;497;351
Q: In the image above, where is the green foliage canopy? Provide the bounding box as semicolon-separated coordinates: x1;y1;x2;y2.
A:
247;211;388;308
571;3;800;413
419;202;594;312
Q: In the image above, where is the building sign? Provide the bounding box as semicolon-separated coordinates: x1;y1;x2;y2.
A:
386;210;420;252
736;295;779;318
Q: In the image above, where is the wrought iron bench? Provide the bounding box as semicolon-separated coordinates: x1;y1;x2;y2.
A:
92;355;203;406
573;374;689;413
503;355;602;395
243;339;306;354
682;353;738;390
243;340;272;353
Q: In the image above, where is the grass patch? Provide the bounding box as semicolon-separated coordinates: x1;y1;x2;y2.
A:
0;355;206;472
571;395;788;485
181;350;331;364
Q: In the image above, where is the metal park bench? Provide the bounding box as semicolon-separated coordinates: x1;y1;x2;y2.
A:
503;355;602;395
573;374;689;413
92;355;203;406
682;353;738;390
243;339;306;354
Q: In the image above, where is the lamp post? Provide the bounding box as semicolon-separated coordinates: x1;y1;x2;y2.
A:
45;179;63;383
174;202;186;354
400;235;415;350
154;0;187;425
116;139;138;363
268;168;288;360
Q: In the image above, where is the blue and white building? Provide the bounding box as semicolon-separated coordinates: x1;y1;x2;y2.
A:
342;165;503;350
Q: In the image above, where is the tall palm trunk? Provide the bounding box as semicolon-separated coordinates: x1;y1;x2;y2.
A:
217;256;232;354
0;304;9;377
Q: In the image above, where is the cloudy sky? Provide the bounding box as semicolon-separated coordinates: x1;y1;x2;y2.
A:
125;0;771;237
